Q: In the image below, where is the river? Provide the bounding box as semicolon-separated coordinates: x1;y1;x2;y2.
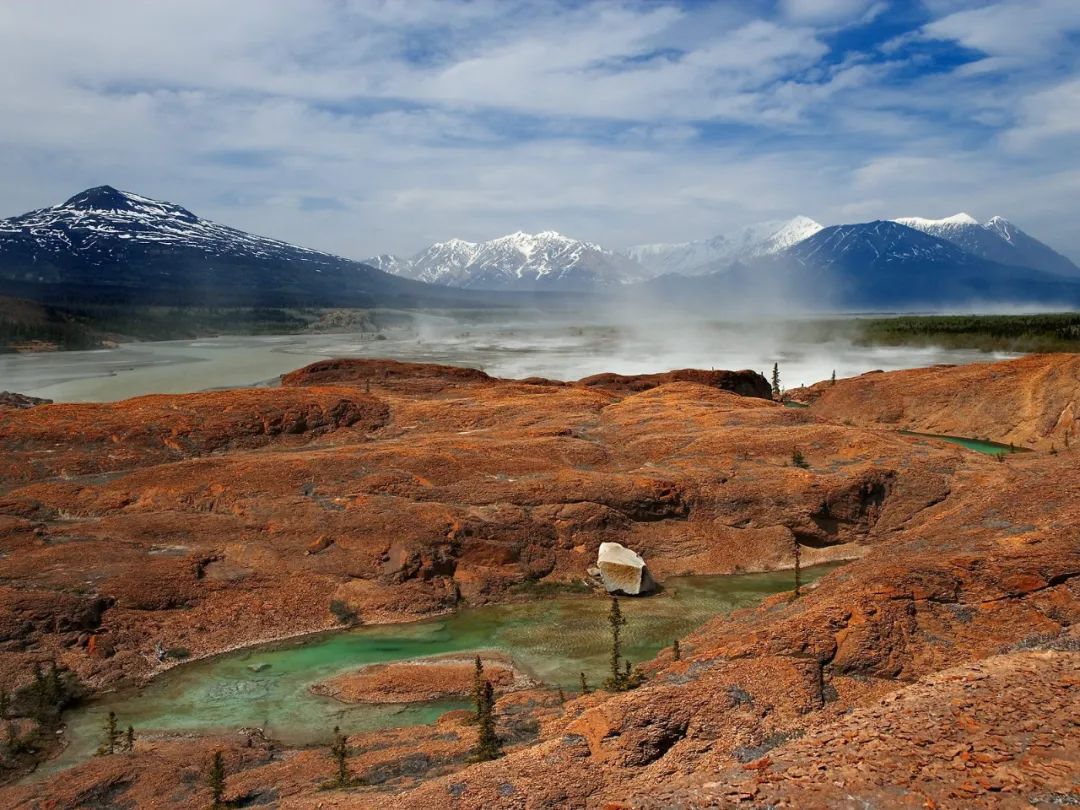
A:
0;314;1019;402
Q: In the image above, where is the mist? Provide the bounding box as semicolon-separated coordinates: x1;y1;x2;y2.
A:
2;306;1027;403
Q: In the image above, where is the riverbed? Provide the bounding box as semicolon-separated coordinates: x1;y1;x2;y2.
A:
46;565;839;775
0;314;1019;402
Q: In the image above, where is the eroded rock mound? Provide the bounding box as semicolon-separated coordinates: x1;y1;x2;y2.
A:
311;653;533;704
0;391;52;410
0;387;388;481
281;357;492;390
793;353;1080;450
577;368;772;399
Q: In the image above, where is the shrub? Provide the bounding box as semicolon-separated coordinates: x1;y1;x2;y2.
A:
329;600;357;626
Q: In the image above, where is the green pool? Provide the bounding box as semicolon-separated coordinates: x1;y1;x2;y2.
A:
47;565;839;775
899;430;1029;456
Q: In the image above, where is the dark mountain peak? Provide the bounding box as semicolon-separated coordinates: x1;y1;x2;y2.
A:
60;185;198;222
63;185;136;210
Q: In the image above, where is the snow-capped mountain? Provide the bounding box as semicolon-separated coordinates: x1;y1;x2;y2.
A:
645;220;1080;311
377;217;824;290
368;231;643;291
627;216;823;276
0;186;474;307
893;214;1078;276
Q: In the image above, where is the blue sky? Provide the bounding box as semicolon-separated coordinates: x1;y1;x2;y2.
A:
1;0;1078;261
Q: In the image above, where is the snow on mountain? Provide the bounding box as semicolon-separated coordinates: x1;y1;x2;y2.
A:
790;220;979;269
368;230;643;291
0;186;472;307
645;219;1080;311
627;216;823;276
893;213;1078;276
0;185;341;270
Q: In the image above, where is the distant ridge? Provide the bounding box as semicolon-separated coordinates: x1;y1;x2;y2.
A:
367;230;643;291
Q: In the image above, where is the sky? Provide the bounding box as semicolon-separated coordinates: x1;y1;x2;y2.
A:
1;0;1078;262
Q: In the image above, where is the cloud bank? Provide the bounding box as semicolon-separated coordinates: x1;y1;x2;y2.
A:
0;0;1077;262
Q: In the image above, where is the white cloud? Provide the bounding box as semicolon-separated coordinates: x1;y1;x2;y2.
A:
781;0;883;24
0;0;1076;263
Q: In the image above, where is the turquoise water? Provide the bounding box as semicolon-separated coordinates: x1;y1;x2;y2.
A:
899;430;1029;456
49;566;838;774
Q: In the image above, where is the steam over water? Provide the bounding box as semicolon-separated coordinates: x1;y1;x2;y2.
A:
1;312;1021;402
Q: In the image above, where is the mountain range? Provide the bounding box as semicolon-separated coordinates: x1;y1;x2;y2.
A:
1;186;1078;311
367;231;643;290
370;212;1079;298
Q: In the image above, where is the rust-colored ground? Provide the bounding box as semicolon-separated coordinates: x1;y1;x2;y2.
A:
1;354;1078;808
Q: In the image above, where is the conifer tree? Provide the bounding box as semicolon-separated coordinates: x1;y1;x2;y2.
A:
579;672;589;694
45;661;64;708
672;639;681;661
831;370;837;385
771;363;781;399
31;664;47;719
793;540;802;599
330;725;349;788
208;750;227;809
98;710;121;755
605;597;627;691
472;681;502;762
472;655;485;721
557;687;565;704
125;725;135;752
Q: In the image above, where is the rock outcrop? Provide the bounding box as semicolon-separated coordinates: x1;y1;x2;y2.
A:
311;653;533;704
791;353;1080;451
2;355;1078;806
0;391;51;410
596;542;654;595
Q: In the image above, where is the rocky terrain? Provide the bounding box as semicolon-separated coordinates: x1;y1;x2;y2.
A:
1;353;1078;806
790;353;1079;451
311;653;533;705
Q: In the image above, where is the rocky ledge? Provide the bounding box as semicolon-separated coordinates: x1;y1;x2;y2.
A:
1;354;1078;806
311;652;535;705
0;391;52;410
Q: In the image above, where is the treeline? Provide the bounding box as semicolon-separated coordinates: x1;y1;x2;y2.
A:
0;315;103;351
1;300;320;352
853;313;1080;352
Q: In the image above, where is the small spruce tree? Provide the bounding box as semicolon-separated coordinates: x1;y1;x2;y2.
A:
472;655;485;721
471;681;502;762
557;687;565;704
672;639;681;661
605;597;627;691
791;448;809;469
125;725;135;752
207;750;227;809
97;710;121;755
771;363;781;400
330;725;350;788
579;672;589;694
793;541;802;599
31;664;48;720
830;370;837;386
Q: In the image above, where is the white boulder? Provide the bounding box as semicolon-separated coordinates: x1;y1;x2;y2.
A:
596;542;655;595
